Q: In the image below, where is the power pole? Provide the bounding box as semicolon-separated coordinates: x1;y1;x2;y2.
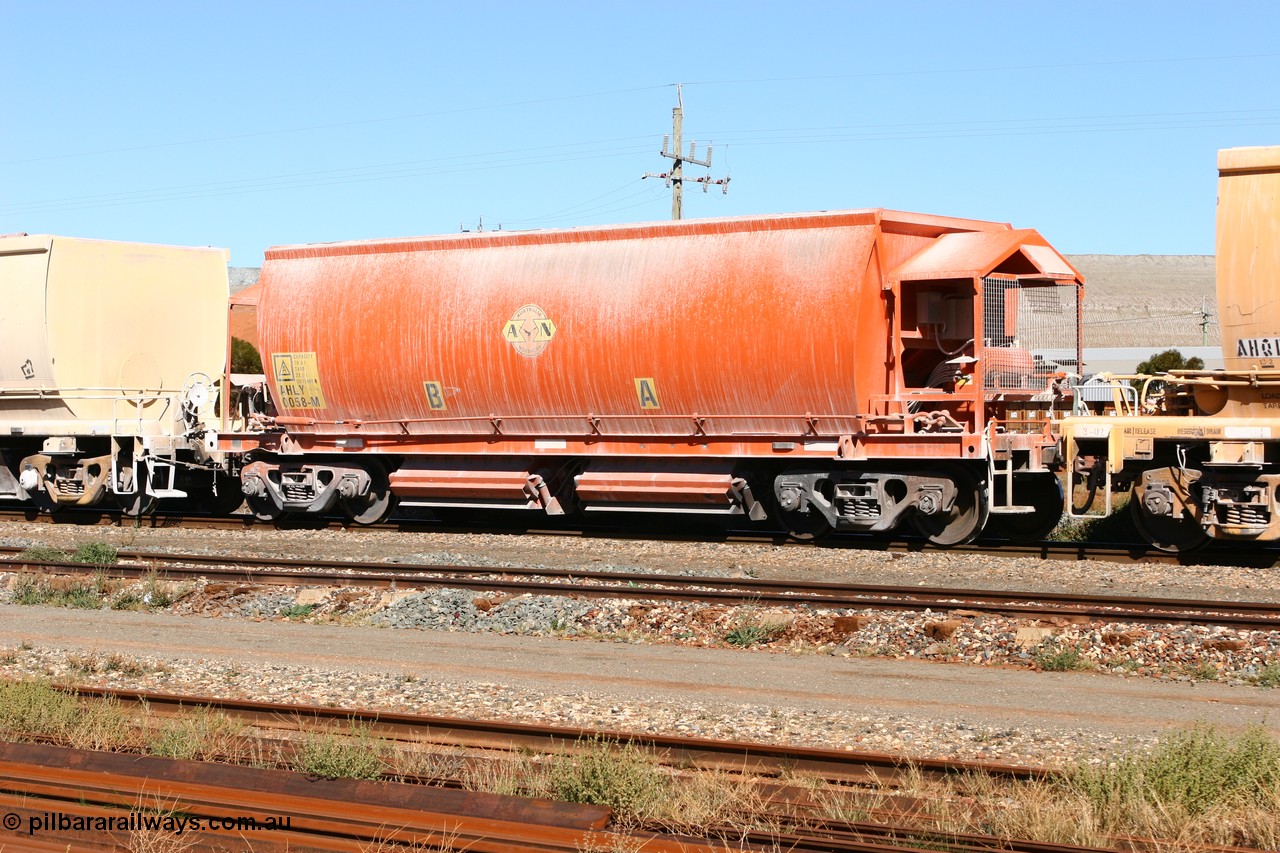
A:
643;84;729;219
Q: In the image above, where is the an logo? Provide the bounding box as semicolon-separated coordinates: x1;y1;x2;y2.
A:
501;304;557;357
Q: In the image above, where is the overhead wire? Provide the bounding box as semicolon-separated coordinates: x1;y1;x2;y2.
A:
500;179;647;224
11;101;1276;220
0;85;672;167
681;51;1280;86
0;143;658;216
4;50;1278;223
6;50;1274;168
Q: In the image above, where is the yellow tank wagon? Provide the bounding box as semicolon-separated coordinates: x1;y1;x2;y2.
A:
1061;146;1280;552
0;235;229;514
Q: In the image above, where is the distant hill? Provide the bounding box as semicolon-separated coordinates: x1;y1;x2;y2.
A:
1067;255;1216;348
228;255;1221;351
229;267;259;294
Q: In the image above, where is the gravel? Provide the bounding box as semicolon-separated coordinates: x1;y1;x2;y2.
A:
2;521;1278;766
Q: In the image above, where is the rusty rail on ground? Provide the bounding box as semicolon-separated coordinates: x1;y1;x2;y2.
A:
62;685;1050;786
0;739;1109;853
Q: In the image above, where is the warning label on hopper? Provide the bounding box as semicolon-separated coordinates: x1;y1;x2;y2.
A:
271;352;327;409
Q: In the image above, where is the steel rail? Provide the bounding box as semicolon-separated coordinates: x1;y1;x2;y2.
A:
0;742;1229;853
0;739;620;853
8;694;1250;853
2;506;1276;567
63;685;1050;786
5;546;1280;630
40;687;1073;852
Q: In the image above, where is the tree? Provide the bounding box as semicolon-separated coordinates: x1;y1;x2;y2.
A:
230;337;263;373
1135;348;1205;375
1132;348;1205;396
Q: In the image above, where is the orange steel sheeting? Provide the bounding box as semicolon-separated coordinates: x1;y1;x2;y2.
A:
256;210;1075;447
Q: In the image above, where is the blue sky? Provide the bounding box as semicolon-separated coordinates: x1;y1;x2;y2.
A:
3;1;1277;266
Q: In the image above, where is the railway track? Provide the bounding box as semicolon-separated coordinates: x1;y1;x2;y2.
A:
0;737;1114;853
0;739;625;853
5;545;1280;630
12;687;1266;853
3;506;1277;568
7;688;1103;853
63;684;1049;787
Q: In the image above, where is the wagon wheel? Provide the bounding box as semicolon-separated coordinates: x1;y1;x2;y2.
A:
245;492;284;522
201;471;247;516
988;476;1064;544
776;505;833;542
910;467;988;547
113;460;156;517
1130;491;1209;554
340;463;397;526
770;482;834;542
114;490;157;518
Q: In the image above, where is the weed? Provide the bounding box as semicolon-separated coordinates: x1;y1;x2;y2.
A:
1033;642;1094;672
66;651;103;673
10;575;52;605
147;707;247;762
813;784;889;824
573;829;648;853
103;653;149;677
1045;515;1096;542
72;542;119;566
123;796;201;853
723;607;787;647
295;720;386;780
1106;658;1141;673
389;744;467;783
142;567;178;608
66;695;141;752
1253;662;1280;688
61;581;107;608
1185;661;1220;682
18;545;69;562
460;754;537;798
360;822;471;853
112;589;145;610
546;737;670;818
723;623;780;646
1068;723;1280;820
1047;490;1136;542
279;602;318;620
11;574;105;609
0;680;81;742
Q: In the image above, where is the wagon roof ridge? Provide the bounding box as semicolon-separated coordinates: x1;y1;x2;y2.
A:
263;208;1015;260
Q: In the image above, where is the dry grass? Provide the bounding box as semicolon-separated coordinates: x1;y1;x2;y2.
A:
121;795;201;853
358;821;473;853
389;743;469;784
294;720;388;780
2;676;1275;850
145;706;249;762
805;727;1280;850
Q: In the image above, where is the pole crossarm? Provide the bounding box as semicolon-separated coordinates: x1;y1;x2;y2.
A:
641;83;730;219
